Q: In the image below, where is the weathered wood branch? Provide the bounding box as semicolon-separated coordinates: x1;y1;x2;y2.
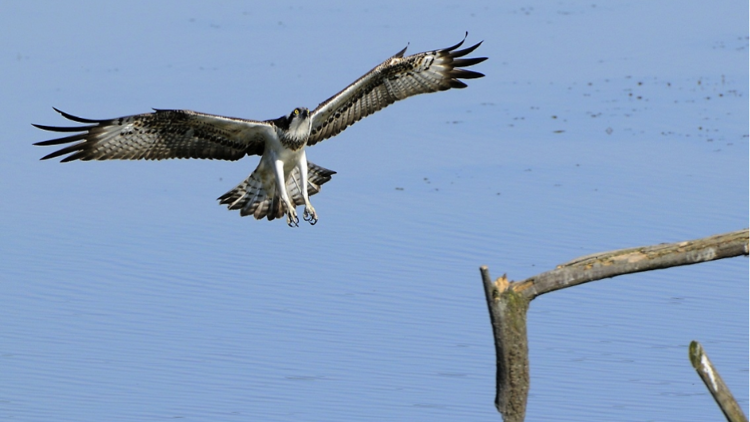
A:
480;229;748;421
481;269;529;422
689;341;748;422
515;229;749;300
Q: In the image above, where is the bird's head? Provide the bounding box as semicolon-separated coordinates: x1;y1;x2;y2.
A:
289;107;310;123
284;107;311;142
289;107;310;119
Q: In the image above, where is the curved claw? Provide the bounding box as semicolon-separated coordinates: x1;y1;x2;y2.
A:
287;212;299;227
303;208;318;225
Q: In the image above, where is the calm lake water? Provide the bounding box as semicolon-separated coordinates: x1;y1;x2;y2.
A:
2;1;747;421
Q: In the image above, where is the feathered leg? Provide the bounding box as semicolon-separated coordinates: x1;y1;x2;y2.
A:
270;158;298;226
295;150;318;224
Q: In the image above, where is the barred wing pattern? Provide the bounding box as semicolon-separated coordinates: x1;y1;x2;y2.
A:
33;108;273;162
307;34;486;146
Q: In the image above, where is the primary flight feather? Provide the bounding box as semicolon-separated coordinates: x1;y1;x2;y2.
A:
34;34;486;227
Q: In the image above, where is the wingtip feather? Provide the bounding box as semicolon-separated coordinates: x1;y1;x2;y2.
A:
39;145;81;161
32;123;94;133
450;69;485;79
33;133;87;146
452;57;488;68
451;41;484;58
448;80;468;89
393;44;409;58
52;107;101;124
60;152;87;163
442;32;469;52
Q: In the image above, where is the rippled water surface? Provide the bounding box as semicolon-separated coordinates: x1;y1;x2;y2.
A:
2;1;747;421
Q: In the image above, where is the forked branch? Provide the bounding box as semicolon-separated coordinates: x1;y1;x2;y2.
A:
481;229;748;421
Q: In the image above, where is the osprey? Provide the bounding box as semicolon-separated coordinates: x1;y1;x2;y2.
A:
34;35;486;227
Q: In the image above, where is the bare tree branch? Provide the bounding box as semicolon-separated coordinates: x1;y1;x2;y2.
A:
689;341;748;422
515;229;748;300
481;269;529;422
480;229;748;421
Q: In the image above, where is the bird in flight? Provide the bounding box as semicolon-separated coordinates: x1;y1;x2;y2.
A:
34;34;486;227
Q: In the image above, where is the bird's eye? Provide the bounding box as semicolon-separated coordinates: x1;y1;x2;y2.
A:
294;109;299;116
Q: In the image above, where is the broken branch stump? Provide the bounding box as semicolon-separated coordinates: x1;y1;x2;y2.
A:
480;229;748;421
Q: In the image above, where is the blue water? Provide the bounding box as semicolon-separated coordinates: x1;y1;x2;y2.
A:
1;1;747;421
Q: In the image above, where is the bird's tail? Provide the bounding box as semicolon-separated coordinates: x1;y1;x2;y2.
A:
217;161;336;220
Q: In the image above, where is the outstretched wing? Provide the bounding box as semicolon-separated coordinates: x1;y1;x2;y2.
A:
307;33;486;146
33;108;275;162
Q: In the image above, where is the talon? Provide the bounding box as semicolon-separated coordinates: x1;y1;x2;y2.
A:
287;210;299;227
303;207;318;225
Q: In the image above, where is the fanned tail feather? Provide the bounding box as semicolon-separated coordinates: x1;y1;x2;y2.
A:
286;162;336;206
217;171;276;219
217;161;336;220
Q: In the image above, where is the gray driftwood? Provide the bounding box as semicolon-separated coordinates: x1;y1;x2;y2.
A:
689;341;748;422
480;229;748;421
